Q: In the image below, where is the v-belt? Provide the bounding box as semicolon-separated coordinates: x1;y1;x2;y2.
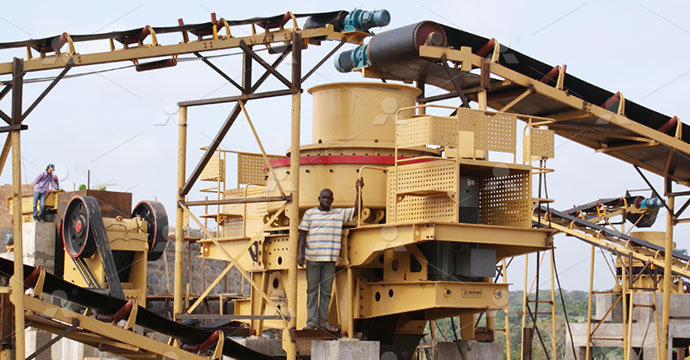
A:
81;196;125;299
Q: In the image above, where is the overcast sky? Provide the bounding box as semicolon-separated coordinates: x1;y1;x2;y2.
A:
1;1;689;291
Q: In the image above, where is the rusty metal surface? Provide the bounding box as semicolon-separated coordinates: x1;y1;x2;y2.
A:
57;190;132;219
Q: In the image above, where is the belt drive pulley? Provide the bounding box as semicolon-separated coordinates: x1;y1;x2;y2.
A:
131;200;169;261
62;195;125;299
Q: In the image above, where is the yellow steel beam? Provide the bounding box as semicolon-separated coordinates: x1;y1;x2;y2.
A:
417;45;690;182
0;26;358;75
9;58;24;360
284;34;302;360
26;317;144;355
347;222;552;266
358;281;509;318
596;141;660;153
23;295;208;360
181;203;287;320
661;194;675;360
174;106;187;317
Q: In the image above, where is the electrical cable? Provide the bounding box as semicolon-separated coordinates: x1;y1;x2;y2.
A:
449;317;466;360
552;249;578;360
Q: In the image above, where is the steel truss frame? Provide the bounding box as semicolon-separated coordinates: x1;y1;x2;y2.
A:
173;29;364;359
363;42;687;360
0;16;367;360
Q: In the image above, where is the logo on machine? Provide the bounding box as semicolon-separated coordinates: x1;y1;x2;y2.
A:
462;288;482;298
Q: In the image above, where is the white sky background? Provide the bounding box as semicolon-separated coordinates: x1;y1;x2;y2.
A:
0;1;689;291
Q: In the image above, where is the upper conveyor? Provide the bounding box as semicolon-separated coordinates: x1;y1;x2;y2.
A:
0;10;362;75
353;22;690;185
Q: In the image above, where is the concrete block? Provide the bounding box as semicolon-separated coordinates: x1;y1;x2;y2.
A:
22;221;56;271
52;338;84;360
22;221;56;257
51;337;113;360
25;328;53;360
594;293;622;323
311;339;379;360
642;292;690;322
436;341;502;360
230;337;285;357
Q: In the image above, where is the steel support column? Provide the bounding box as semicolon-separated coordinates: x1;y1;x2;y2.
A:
584;245;594;360
284;33;301;360
10;57;24;360
503;258;512;360
660;179;675;360
174;105;187;317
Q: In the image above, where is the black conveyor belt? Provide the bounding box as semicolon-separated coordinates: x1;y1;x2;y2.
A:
0;258;275;360
0;11;348;50
367;22;690;143
364;22;690;184
540;206;690;263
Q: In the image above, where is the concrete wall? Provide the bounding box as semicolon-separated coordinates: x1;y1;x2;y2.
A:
311;339;380;360
436;341;503;360
565;292;690;360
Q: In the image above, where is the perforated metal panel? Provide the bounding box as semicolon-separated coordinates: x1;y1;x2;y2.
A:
395;160;457;196
523;127;555;162
387;165;458;224
238;153;282;186
222;215;245;238
200;153;225;182
457;108;517;153
222;186;269;238
478;171;531;227
396;116;458;149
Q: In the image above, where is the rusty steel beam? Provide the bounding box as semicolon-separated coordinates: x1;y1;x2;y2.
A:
177;89;293;107
194;52;245;93
0;84;10;102
633;165;674;217
439;56;469;108
301;38;346;83
0;124;28;133
418;91;460;104
26;319;80;360
239;41;292;89
181;104;241;196
0;110;10;125
22;59;73;121
250;49;290;93
180;49;293;197
181;195;289;206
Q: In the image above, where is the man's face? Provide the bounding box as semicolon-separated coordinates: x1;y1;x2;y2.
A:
46;168;52;174
318;189;334;210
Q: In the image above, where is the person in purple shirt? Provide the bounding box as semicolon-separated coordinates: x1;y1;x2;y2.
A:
33;164;58;221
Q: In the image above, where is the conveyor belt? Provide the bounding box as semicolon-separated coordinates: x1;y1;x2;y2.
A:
539;206;690;262
364;22;690;184
0;11;348;50
0;257;275;360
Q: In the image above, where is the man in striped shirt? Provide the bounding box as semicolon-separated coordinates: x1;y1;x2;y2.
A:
298;178;363;331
